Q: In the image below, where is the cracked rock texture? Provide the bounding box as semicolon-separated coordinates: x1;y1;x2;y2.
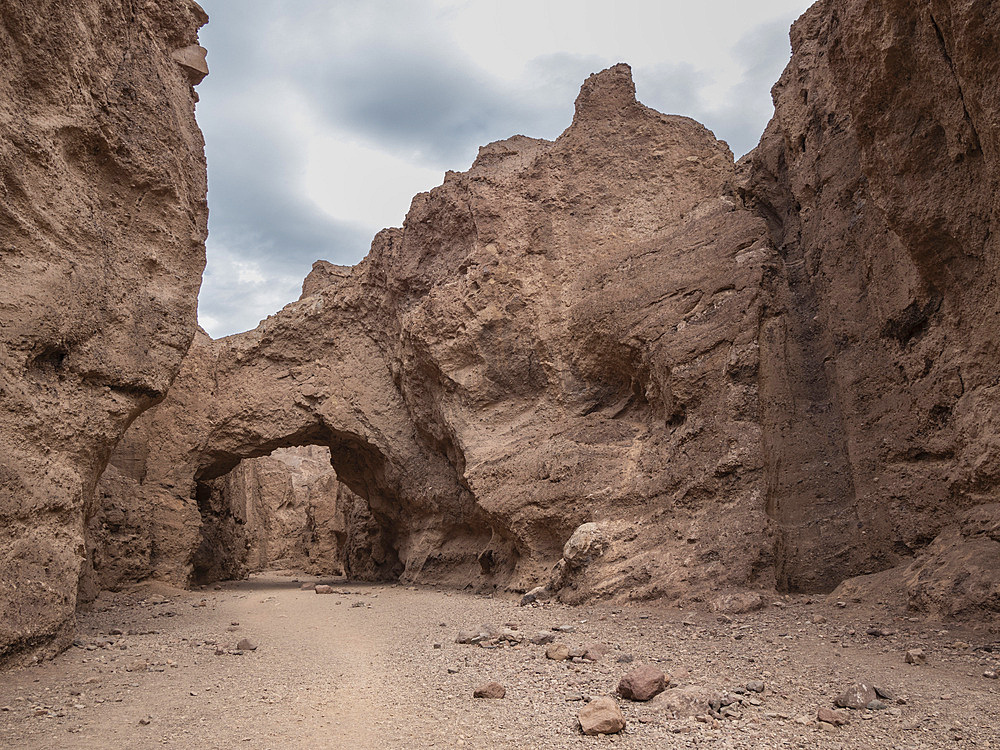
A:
0;1;209;664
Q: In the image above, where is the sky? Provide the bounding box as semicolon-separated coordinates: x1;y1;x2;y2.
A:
194;0;814;338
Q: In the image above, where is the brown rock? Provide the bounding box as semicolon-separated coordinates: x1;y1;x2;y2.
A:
904;648;927;665
617;665;667;701
578;696;626;736
314;585;333;595
546;643;570;661
835;683;877;709
236;638;257;652
647;686;717;719
0;0;208;663
473;682;505;699
817;707;850;726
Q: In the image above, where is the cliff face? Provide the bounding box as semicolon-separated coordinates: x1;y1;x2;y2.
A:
96;65;776;603
0;1;209;664
95;0;1000;618
742;0;1000;608
21;0;1000;665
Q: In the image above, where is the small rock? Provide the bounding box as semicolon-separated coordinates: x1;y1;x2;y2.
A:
616;653;634;664
473;682;505;699
300;582;315;590
617;665;667;701
432;643;442;650
746;680;765;694
546;643;570;661
708;592;764;614
983;669;998;680
866;699;888;711
818;707;850;726
529;631;556;645
138;717;152;726
647;686;717;719
813;615;828;624
520;586;549;606
835;683;877;709
236;638;257;652
314;585;333;595
563;523;609;569
904;648;927;665
582;643;610;661
578;696;625;736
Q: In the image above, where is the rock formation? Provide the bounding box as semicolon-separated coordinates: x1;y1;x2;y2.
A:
740;0;1000;599
94;0;1000;621
96;63;778;605
0;1;209;664
6;0;1000;665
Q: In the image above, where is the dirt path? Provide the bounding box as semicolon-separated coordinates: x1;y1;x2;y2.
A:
1;573;998;749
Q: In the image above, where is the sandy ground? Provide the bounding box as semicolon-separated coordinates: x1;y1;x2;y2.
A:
1;572;998;749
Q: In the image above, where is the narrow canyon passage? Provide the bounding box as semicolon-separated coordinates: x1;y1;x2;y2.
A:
1;573;997;749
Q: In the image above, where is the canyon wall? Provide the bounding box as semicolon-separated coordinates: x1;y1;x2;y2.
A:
7;0;999;665
742;0;1000;610
0;0;209;664
103;0;999;618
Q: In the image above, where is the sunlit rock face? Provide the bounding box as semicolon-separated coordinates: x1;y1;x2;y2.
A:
0;1;209;665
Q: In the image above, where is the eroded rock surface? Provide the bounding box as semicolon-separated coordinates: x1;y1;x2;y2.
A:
20;0;1000;666
0;0;208;664
100;64;776;602
740;0;1000;601
99;0;1000;618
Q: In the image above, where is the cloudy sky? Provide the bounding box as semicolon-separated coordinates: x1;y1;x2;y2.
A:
194;0;813;338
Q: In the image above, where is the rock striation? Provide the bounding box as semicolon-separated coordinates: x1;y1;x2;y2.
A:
0;1;209;664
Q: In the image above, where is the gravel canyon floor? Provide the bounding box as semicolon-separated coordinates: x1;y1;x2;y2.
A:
1;573;997;749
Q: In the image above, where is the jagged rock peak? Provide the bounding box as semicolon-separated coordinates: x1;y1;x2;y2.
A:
573;63;638;121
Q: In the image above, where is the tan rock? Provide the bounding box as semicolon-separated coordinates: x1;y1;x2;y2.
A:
835;683;877;709
546;643;570;661
817;707;850;726
904;648;927;665
578;696;625;736
647;686;717;719
0;0;208;664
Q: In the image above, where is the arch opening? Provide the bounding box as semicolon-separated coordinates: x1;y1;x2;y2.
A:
188;437;404;588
